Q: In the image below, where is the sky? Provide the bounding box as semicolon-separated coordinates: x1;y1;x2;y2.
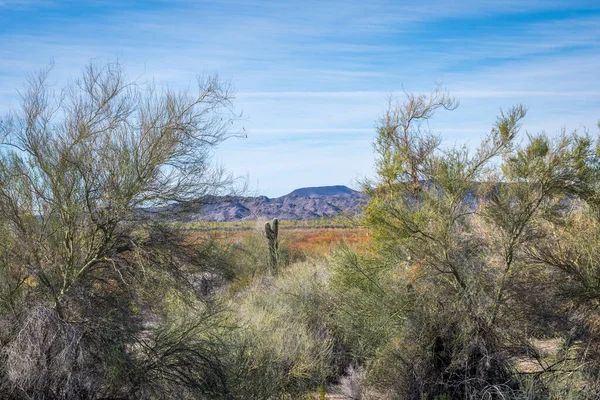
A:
1;0;599;197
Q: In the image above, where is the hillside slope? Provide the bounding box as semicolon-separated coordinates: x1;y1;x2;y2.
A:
176;185;366;222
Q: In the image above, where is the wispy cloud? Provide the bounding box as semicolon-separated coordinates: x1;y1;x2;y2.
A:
1;0;599;196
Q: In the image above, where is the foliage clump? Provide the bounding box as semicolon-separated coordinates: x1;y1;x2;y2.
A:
0;62;240;399
327;86;600;398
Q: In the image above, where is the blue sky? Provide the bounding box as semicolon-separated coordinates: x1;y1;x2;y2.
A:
1;0;599;197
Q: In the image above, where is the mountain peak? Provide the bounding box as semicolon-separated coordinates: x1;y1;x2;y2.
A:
285;185;357;198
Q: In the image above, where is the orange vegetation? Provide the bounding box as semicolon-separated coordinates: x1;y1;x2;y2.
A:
282;228;369;260
185;226;370;261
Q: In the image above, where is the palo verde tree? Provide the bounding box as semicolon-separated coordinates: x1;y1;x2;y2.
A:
0;62;240;399
358;85;537;397
353;85;600;398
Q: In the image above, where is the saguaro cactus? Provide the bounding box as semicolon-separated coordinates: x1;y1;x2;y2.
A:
265;218;279;271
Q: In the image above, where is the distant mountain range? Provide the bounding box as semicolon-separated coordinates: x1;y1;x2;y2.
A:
173;185;366;222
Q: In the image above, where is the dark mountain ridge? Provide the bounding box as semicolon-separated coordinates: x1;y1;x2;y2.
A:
287;185;357;198
174;185;366;222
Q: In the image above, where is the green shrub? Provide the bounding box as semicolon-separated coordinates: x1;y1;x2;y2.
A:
226;260;335;399
227;229;291;293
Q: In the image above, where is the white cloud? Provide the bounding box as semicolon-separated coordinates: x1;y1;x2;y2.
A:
1;0;599;195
